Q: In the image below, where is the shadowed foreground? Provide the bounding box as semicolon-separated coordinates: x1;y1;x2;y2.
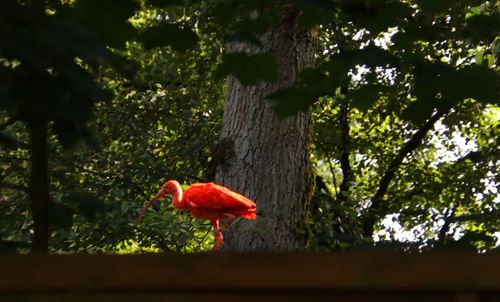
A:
0;250;499;302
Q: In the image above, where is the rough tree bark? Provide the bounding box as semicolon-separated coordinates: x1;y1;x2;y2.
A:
29;119;50;253
215;11;316;251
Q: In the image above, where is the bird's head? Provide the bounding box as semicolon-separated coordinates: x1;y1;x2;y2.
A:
135;180;183;224
158;180;180;197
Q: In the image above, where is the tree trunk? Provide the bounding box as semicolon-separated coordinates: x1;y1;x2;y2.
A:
29;119;50;253
215;12;316;251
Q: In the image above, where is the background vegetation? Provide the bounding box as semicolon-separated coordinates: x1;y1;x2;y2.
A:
0;0;498;253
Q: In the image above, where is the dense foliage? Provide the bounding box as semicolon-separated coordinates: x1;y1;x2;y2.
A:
0;0;498;253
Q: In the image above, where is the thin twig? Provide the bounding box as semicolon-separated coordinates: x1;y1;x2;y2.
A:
327;158;339;197
362;108;449;237
438;206;455;245
0;182;29;192
0;118;17;131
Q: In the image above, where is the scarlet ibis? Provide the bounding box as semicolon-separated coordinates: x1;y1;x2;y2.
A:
136;180;257;251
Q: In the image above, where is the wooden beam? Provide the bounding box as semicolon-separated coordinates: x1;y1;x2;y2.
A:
1;251;499;291
0;251;498;301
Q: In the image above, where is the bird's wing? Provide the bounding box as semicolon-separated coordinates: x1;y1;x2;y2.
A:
184;183;256;211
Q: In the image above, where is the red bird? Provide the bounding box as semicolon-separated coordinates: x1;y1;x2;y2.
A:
136;180;257;251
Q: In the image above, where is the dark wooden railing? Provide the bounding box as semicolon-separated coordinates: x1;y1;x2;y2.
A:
1;250;499;301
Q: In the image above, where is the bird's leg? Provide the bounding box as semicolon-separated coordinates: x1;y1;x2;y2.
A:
213;231;224;251
219;217;236;233
211;220;224;251
210;217;236;251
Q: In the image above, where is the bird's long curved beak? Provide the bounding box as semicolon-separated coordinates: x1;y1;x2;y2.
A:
135;191;164;225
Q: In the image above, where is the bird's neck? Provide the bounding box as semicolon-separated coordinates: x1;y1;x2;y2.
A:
170;183;186;210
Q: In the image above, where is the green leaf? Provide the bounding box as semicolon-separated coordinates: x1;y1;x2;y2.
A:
73;0;139;49
452;229;497;249
147;0;185;7
210;0;268;28
223;7;282;46
454;65;500;105
325;45;400;71
139;23;199;51
0;241;30;253
292;0;335;28
67;193;106;221
0;132;24;150
49;202;73;230
403;62;451;123
465;14;500;40
210;1;240;27
216;52;278;85
349;85;392;112
46;13;138;78
231;7;281;35
121;202;133;214
52;120;83;148
268;68;334;117
292;0;334;10
404;23;447;44
492;37;500;55
402;98;435;125
416;0;450;13
269;87;320;117
391;31;413;50
298;8;333;28
339;0;412;34
299;68;337;94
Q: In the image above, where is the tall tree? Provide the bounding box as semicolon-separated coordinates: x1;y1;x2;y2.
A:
213;6;316;251
0;0;137;252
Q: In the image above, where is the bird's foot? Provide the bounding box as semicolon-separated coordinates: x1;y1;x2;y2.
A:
219;217;236;233
211;231;224;252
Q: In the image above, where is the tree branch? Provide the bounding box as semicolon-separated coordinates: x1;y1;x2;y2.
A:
362;109;448;238
0;155;29;162
450;210;500;223
327;158;339;197
29;119;50;253
67;163;150;202
0;117;17;131
0;182;29;192
455;148;500;165
0;133;29;149
438;207;455;245
337;101;352;204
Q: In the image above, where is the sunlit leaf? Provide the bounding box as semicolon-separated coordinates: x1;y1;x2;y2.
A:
325;45;400;71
